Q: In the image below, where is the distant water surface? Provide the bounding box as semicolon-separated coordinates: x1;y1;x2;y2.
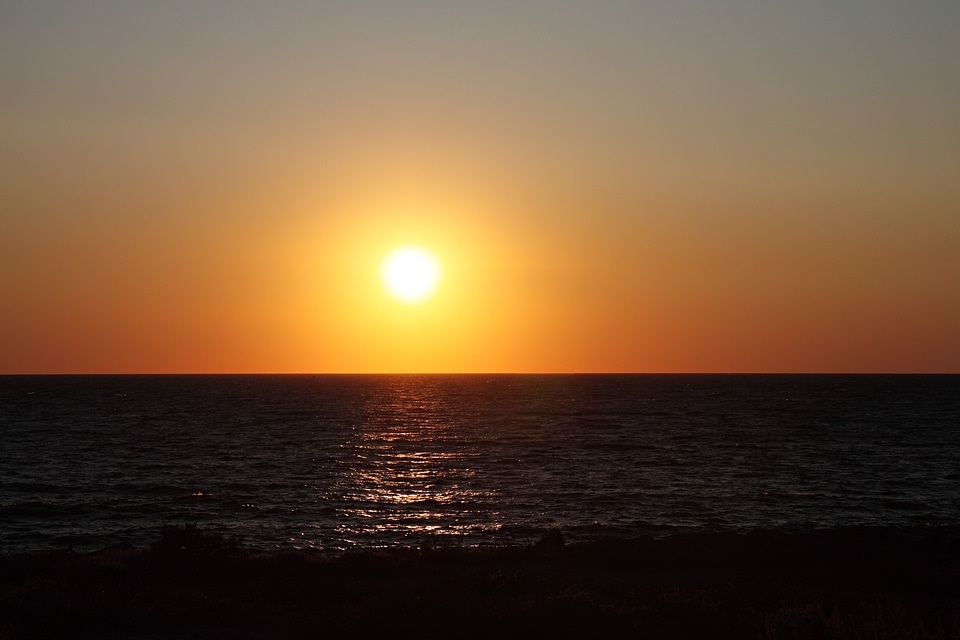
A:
1;374;958;553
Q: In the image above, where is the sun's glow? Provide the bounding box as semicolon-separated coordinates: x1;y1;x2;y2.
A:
380;246;442;304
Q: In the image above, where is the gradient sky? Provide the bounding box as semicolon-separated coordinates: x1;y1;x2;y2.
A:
2;1;959;373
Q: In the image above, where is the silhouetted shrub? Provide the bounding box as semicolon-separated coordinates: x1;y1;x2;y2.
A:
149;524;244;570
535;529;565;553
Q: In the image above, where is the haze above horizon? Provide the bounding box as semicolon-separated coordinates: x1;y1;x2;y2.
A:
2;2;958;374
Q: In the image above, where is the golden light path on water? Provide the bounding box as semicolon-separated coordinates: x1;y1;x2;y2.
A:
312;379;503;549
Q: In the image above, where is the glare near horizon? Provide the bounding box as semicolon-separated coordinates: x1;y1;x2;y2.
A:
1;2;959;373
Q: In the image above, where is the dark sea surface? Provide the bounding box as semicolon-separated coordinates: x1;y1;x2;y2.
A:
1;374;958;553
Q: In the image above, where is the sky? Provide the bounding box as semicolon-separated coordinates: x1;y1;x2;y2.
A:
2;1;959;374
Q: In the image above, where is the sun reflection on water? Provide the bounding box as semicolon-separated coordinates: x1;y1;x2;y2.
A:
323;377;500;548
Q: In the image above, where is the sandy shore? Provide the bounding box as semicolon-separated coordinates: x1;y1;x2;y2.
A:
2;525;958;638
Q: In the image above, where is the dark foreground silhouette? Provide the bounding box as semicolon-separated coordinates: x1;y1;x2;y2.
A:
2;525;958;639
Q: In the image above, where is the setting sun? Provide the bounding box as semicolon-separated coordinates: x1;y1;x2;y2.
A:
380;246;442;304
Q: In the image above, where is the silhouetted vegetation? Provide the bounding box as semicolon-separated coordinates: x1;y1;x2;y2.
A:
1;525;958;638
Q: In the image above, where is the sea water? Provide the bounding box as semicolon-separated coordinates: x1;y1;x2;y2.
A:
1;374;958;553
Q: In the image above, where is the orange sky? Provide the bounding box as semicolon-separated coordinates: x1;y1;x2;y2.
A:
2;2;959;373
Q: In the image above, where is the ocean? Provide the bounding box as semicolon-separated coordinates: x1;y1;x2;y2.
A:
1;374;958;554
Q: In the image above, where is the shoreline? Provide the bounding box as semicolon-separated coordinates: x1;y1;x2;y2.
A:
3;525;958;638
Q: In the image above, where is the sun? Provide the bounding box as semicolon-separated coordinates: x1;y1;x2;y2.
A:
380;245;442;304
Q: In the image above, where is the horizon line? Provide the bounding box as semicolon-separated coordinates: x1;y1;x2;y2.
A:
2;371;957;376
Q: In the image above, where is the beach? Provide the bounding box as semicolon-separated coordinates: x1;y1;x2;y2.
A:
3;525;958;639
